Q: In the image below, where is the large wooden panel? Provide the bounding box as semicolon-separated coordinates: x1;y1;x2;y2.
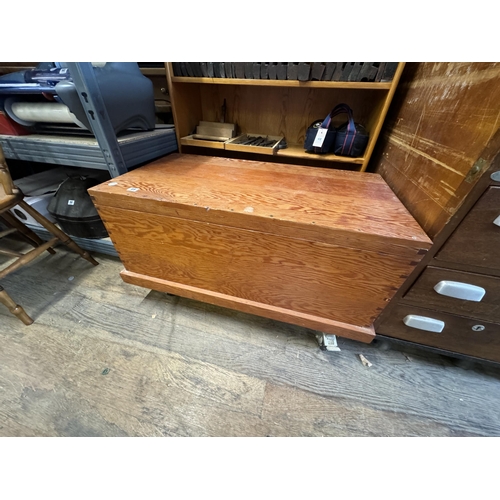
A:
199;85;386;146
167;81;203;146
97;205;418;333
120;270;375;342
89;154;431;257
436;187;500;271
403;266;500;323
90;154;430;341
372;63;500;238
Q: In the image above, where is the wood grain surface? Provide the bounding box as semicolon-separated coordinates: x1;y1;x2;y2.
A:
121;270;375;343
97;205;416;332
89;154;431;255
90;154;430;340
199;85;385;147
1;244;500;436
372;63;500;238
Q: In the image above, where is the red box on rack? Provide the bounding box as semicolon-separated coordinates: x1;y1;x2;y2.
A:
0;111;31;135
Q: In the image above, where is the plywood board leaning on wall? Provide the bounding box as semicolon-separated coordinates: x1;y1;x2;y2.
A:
370;63;500;239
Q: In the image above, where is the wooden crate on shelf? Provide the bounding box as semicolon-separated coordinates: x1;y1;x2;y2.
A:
179;132;283;155
180;135;226;149
224;134;283;155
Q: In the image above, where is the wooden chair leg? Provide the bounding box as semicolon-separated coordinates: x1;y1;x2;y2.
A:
0;284;33;325
0;212;56;255
17;200;99;266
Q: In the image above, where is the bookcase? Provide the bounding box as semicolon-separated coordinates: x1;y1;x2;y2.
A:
165;62;405;171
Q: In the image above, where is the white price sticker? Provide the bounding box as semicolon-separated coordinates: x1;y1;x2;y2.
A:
312;128;327;148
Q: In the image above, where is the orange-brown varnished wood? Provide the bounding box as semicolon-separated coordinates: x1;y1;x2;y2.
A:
0;286;33;325
120;270;375;343
165;63;405;171
96;205;420;332
90;154;430;341
198;85;385;148
89;154;431;256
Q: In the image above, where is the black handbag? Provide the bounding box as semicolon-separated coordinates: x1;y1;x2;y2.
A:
331;104;369;157
304;116;337;154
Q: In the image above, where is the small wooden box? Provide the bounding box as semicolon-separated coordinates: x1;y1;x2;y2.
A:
225;134;283;155
180;135;226;149
179;133;283;155
89;154;431;343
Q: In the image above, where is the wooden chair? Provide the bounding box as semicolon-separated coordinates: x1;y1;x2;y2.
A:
0;144;98;325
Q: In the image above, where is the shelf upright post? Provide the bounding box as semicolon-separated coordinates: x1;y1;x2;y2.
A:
64;62;127;178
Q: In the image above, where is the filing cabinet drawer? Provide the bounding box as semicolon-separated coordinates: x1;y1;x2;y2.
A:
377;304;500;363
403;266;500;323
436;187;500;271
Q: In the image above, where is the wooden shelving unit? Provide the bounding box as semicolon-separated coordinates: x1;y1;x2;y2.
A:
165;62;405;172
277;144;366;164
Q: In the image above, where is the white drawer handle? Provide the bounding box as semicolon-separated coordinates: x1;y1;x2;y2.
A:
434;281;485;302
403;315;445;333
494;215;500;227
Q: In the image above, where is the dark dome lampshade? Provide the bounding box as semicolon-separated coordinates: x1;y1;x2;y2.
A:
47;176;108;239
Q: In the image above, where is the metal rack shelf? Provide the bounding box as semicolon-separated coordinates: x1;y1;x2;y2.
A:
1;62;178;254
0;126;177;170
26;224;118;257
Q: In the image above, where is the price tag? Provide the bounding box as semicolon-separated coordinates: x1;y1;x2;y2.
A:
67;200;75;206
312;128;327;148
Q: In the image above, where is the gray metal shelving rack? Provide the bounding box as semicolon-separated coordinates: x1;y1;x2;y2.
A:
0;63;178;256
0;128;177;172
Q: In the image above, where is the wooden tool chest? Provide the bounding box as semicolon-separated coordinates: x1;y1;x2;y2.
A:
89;153;431;342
